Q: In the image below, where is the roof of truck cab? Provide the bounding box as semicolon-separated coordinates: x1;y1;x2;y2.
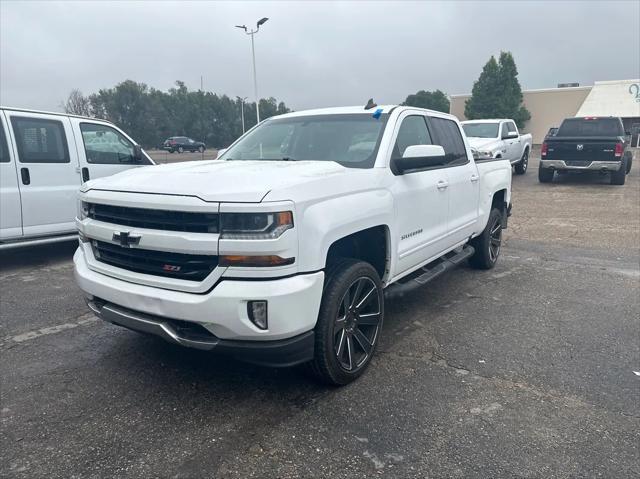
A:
0;106;114;124
272;105;458;120
460;119;508;123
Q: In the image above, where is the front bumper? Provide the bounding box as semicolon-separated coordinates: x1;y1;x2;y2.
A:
74;247;324;343
87;299;315;367
540;159;622;172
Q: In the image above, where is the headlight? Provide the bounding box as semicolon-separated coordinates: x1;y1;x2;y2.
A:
220;211;293;240
78;201;90;220
477;150;494;159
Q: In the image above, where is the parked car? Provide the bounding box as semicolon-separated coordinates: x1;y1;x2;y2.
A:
74;105;512;385
163;136;206;153
461;119;533;175
544;127;559;140
0;107;154;250
539;116;632;185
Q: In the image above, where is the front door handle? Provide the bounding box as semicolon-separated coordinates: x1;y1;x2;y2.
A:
436;180;449;190
20;167;30;185
470;175;479;183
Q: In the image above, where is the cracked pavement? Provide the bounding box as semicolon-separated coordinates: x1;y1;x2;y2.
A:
1;154;639;478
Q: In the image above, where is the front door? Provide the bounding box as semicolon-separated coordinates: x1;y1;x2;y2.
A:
7;111;81;237
0;112;22;240
390;114;450;275
429;116;480;244
71;119;152;183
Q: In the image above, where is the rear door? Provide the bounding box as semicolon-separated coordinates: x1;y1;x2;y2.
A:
70;118;152;183
429;116;480;244
505;122;521;162
389;113;450;274
0;111;23;240
7;110;81;237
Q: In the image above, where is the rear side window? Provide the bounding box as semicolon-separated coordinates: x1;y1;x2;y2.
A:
429;117;468;166
557;118;624;137
0;124;9;163
81;123;137;164
507;122;517;133
393;115;432;157
11;117;69;163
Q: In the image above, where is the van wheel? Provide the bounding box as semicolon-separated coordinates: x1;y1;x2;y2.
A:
178;146;184;154
469;208;503;270
514;149;528;175
538;167;554;183
611;158;626;185
307;259;384;386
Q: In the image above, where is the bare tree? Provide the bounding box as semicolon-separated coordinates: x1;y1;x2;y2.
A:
62;89;91;116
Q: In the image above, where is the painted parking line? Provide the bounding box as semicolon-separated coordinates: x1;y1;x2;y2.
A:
2;313;98;346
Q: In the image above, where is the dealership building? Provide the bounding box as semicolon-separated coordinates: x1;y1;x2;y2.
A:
450;79;640;145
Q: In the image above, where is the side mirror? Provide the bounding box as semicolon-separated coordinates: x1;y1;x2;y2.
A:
393;145;446;174
133;145;143;163
503;131;518;140
216;148;227;159
470;147;480;160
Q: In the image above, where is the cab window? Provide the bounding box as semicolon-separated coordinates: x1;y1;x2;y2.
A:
429;117;468;167
393;115;432;157
80;123;139;164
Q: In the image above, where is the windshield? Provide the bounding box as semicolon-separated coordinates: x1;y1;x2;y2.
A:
221;114;389;168
462;122;499;138
557;118;624;137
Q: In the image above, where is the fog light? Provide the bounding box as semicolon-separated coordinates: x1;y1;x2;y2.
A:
247;301;268;330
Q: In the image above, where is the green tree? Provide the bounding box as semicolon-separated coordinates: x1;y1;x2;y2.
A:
465;51;530;128
402;89;450;113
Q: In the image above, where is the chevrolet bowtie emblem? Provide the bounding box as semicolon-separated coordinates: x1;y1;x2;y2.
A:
112;231;141;248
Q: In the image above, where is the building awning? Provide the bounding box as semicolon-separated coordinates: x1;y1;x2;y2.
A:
575;79;640;118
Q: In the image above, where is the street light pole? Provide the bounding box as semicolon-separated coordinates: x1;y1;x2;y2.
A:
237;96;247;134
235;17;269;124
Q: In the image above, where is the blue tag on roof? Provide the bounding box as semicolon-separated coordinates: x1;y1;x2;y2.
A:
372;108;383;119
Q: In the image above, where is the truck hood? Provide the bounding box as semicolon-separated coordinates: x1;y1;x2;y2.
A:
83;160;351;203
466;137;500;151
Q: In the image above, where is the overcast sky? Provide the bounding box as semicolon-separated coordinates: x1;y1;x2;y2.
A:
1;0;639;112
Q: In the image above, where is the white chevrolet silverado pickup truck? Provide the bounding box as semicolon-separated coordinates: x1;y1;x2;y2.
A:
74;105;512;385
461;119;532;175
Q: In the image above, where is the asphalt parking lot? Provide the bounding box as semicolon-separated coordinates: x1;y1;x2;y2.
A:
1;153;638;478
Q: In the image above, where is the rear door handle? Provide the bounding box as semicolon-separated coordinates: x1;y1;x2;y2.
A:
436;180;449;190
470;175;479;182
20;167;30;185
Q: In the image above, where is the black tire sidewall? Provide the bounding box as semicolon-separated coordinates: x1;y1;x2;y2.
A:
469;208;502;270
312;259;384;385
515;149;528;174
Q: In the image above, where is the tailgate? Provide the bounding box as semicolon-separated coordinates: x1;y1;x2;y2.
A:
546;138;619;162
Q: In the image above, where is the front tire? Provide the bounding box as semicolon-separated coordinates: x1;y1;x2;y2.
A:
538;167;554;183
514;149;529;175
308;259;384;386
469;208;503;270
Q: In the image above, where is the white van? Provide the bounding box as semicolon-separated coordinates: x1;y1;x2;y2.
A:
0;107;154;249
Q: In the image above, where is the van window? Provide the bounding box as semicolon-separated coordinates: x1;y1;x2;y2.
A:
80;123;137;164
429;117;468;166
0;125;9;163
11;117;70;163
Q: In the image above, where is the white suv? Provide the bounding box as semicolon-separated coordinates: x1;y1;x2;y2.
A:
74;105;512;385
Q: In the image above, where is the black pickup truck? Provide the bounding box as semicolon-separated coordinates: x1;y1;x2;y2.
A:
539;117;633;185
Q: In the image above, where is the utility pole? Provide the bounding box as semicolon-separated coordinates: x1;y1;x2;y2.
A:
235;17;269;124
237;96;247;134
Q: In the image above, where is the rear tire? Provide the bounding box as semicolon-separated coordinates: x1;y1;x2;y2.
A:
307;259;384;386
469;208;503;270
625;154;632;174
514;149;529;175
611;158;626;185
538;167;554;183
